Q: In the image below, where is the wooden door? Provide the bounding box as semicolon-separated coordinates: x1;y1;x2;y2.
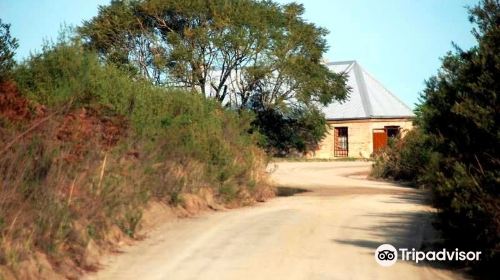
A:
373;129;388;154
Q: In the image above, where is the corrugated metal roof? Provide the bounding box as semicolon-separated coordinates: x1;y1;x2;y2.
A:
323;61;414;120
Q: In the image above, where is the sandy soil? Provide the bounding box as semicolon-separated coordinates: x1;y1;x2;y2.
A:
85;161;464;280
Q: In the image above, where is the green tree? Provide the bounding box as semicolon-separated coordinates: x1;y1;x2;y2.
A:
79;0;347;154
418;0;499;272
80;0;347;107
0;19;19;82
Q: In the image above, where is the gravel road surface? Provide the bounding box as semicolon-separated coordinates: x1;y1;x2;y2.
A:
86;161;463;280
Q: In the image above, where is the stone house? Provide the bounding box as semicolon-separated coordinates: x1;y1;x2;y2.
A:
310;61;414;159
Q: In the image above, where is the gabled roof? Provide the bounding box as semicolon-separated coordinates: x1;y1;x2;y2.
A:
323;61;414;120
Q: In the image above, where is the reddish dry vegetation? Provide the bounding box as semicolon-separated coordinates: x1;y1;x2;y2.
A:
0;80;33;121
0;80;127;157
56;107;128;161
0;81;273;280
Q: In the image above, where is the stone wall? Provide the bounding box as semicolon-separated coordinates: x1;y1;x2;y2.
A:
309;118;413;159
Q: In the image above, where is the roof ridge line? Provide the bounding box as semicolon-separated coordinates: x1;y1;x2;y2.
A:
352;62;373;117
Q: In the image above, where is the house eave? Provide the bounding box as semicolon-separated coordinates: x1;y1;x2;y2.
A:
326;115;415;122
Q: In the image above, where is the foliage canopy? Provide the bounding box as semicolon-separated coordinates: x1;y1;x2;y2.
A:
79;0;348;154
79;0;347;109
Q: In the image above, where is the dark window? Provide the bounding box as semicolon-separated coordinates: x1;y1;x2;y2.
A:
334;127;348;157
385;126;400;138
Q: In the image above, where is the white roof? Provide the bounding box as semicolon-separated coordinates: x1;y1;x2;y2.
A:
323;61;414;120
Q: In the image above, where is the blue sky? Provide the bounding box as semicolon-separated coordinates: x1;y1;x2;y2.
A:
1;0;479;108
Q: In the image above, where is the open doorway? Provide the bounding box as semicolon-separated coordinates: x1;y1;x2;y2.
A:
334;127;348;157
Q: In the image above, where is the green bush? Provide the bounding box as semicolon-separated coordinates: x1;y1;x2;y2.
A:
373;1;499;275
1;40;269;275
251;105;328;156
14;39;266;194
418;1;499;273
371;128;432;185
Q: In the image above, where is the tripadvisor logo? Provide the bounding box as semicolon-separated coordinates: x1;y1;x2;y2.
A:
375;244;398;267
375;244;482;267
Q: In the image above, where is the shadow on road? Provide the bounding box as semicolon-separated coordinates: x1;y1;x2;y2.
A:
378;191;432;206
275;186;310;197
330;192;457;271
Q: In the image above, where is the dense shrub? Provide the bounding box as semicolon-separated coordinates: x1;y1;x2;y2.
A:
373;0;499;275
371;128;433;185
0;41;270;274
418;1;499;273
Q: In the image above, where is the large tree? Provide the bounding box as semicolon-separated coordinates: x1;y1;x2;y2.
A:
80;0;347;109
79;1;347;154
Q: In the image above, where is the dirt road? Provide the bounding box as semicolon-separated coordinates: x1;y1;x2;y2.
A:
86;161;463;280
